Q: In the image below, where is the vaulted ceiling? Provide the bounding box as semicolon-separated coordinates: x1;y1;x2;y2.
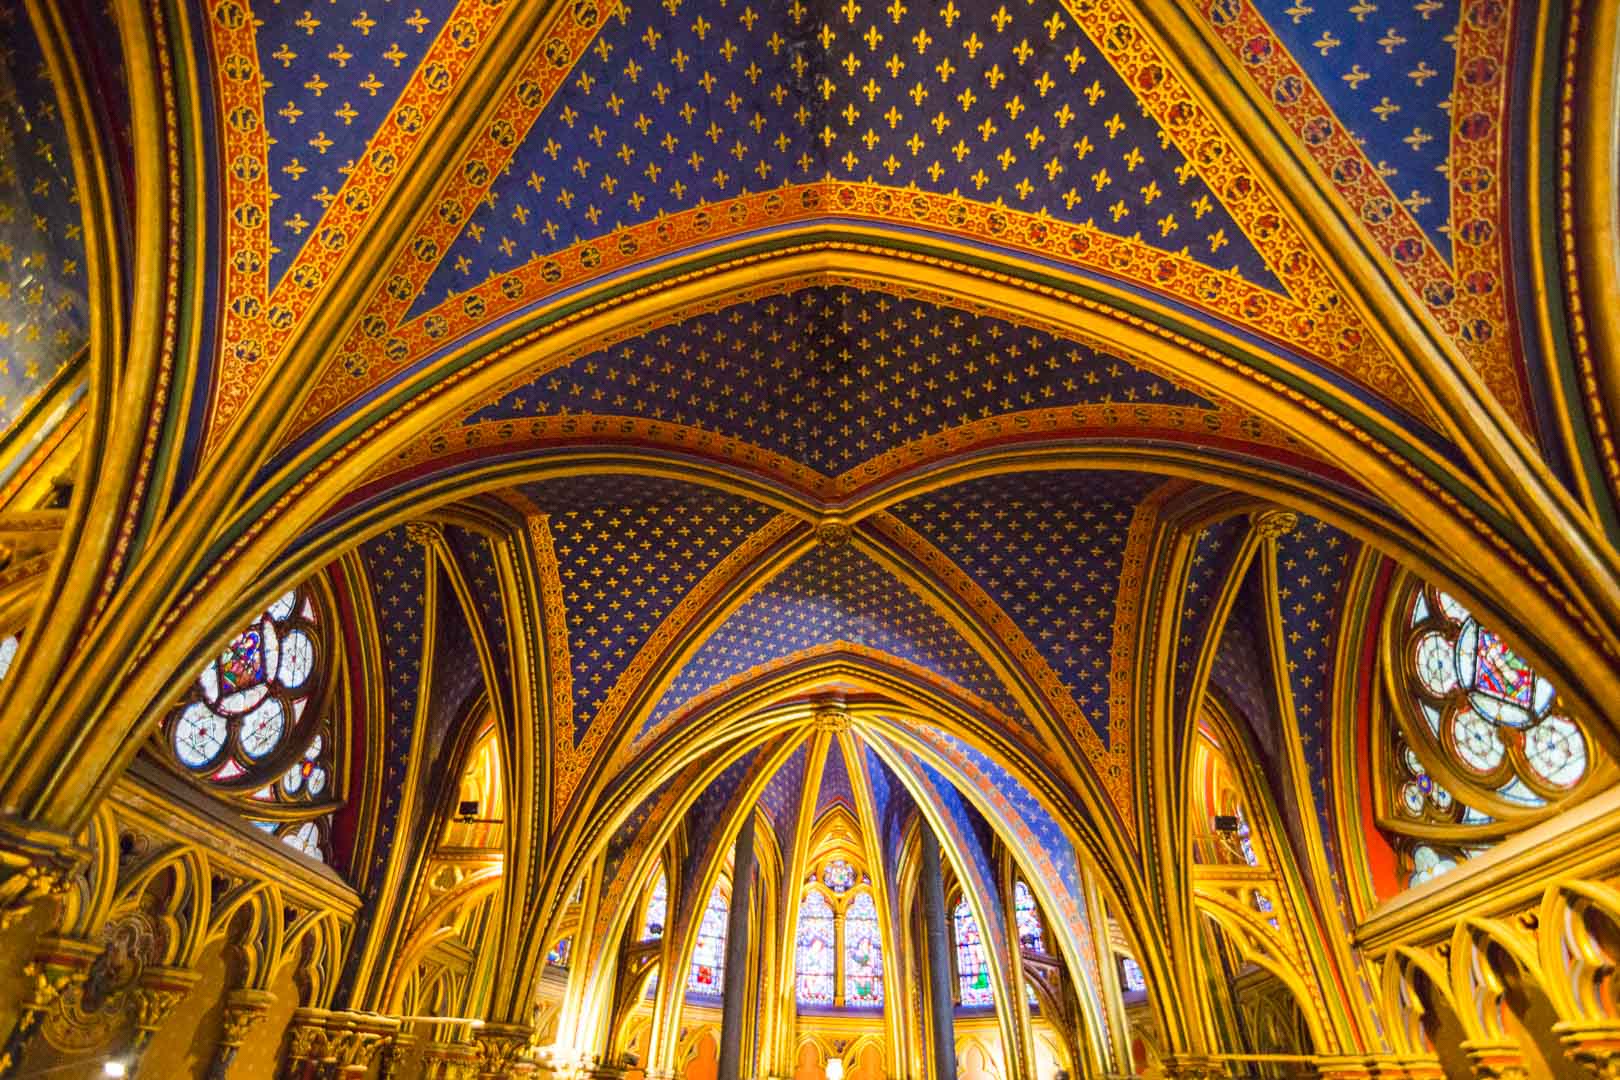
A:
7;0;1620;1031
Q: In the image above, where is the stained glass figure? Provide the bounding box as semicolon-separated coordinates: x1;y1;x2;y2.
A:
642;870;668;940
547;938;572;968
1013;882;1045;953
1120;956;1146;993
953;900;993;1007
688;883;729;995
794;890;836;1005
843;892;884;1007
821;859;856;893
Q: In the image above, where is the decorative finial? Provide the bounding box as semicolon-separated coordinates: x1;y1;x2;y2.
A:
813;706;850;734
816;521;851;549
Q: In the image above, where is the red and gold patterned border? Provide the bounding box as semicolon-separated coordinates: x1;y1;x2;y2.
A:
291;180;1417;436
1199;0;1526;431
205;0;528;450
1108;478;1197;766
869;512;1133;825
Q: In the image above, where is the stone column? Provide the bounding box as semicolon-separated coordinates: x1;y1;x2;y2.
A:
919;826;957;1080
718;810;757;1080
206;988;276;1080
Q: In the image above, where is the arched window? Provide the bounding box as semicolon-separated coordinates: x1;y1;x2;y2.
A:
1386;586;1605;888
163;583;338;860
688;881;729;996
794;890;836;1005
1013;882;1045;953
953;899;992;1007
642;869;668;940
843;891;883;1007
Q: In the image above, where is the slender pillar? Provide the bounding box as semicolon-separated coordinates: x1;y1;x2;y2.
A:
920;826;957;1080
717;811;757;1080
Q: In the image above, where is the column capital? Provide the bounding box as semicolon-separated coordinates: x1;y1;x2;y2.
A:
219;988;277;1047
1307;1056;1446;1080
1458;1041;1532;1080
1153;1055;1225;1080
476;1021;534;1079
1555;1022;1620;1079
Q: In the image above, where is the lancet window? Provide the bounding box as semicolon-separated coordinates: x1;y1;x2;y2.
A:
953;899;993;1007
1382;584;1607;888
688;881;729;996
843;891;883;1006
1013;881;1046;954
642;869;668;940
794;890;837;1005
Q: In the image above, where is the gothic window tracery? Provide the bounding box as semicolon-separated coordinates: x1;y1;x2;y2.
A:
160;583;339;861
1383;584;1606;888
688;881;729;996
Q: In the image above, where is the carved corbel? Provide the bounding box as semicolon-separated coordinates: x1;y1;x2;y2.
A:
206;988;277;1080
424;1040;481;1080
0;817;86;930
476;1022;533;1079
280;1012;330;1079
1555;1021;1620;1079
122;965;202;1074
0;936;97;1077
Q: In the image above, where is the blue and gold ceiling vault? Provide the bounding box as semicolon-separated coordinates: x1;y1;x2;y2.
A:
17;0;1620;1055
243;0;1466;449
0;8;89;432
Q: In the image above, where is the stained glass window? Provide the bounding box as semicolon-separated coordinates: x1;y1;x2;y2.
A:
953;900;992;1007
166;586;326;787
1387;585;1602;888
1120;956;1146;993
1013;882;1045;953
642;870;668;940
843;892;883;1007
688;882;729;996
0;635;17;680
548;938;572;968
794;890;836;1005
822;859;856;893
165;584;338;860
